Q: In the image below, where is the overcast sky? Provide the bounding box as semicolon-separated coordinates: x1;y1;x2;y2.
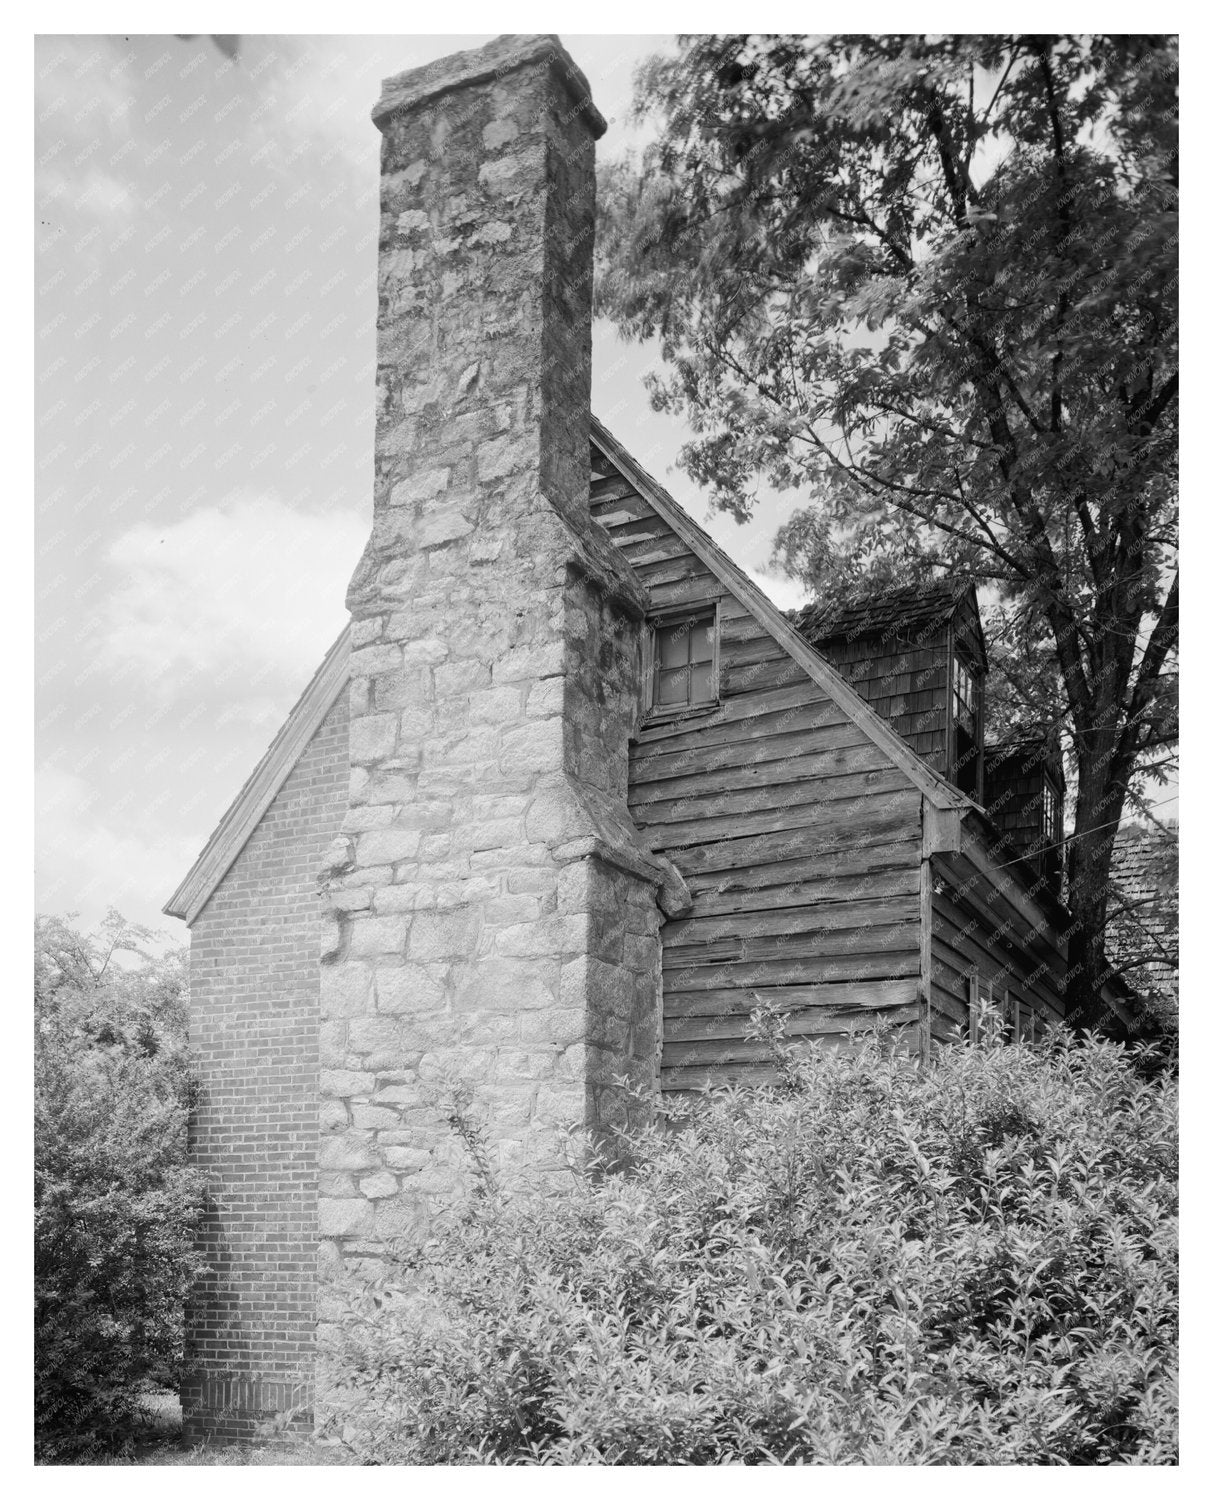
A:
34;32;809;943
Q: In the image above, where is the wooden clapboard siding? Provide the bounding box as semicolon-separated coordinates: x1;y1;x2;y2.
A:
598;456;927;1088
664;1035;892;1092
631;690;854;752
637;772;911;834
928;813;1068;1037
630;723;875;784
663;1005;922;1067
685;864;920;919
655;791;921;870
663;976;919;1019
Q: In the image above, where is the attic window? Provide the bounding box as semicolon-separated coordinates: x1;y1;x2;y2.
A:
646;610;719;715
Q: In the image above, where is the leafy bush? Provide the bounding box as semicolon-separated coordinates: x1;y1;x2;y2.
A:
35;913;206;1462
333;1015;1177;1465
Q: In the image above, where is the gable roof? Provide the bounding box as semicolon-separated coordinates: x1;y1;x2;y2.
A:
163;626;350;925
793;578;974;647
588;417;971;817
166;421;973;925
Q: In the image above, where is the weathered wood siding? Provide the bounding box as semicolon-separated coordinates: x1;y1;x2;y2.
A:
590;451;925;1090
928;815;1067;1047
814;628;950;776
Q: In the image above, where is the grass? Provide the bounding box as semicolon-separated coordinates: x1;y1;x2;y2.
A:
88;1393;361;1466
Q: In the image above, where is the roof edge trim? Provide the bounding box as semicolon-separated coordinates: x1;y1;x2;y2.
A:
163;626;351;927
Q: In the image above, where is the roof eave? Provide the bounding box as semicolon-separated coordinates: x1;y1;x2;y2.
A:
163;626;351;926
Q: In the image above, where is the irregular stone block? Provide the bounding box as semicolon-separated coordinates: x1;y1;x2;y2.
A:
357;828;422;865
318;1197;374;1239
319;1131;377;1171
358;1170;399;1199
348;713;398;763
408;908;481;961
348;913;410;957
375;965;445;1014
320;1069;376;1098
389;467;449;505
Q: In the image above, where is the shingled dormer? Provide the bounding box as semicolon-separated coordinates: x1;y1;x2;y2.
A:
792;580;987;801
984;737;1065;899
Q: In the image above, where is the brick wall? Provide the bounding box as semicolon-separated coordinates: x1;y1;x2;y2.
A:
183;691;348;1442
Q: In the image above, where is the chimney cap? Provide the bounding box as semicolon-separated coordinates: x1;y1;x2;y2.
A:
373;33;607;140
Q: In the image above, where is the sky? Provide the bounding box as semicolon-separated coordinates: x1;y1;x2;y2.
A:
34;32;808;944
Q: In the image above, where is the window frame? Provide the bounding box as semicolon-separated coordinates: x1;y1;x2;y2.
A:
643;603;722;720
967;975;1012;1045
1041;775;1062;849
949;647;985;800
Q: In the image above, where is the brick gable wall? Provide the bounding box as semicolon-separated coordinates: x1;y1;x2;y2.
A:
183;691;348;1442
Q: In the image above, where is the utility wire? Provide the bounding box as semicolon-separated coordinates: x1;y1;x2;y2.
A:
983;793;1178;874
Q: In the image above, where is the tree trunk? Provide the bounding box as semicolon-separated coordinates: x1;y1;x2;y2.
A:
1064;747;1133;1037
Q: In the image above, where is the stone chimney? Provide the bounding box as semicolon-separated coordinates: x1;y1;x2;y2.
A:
316;33;682;1379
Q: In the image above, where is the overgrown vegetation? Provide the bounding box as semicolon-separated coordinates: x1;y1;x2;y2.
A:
34;913;205;1462
333;1015;1177;1465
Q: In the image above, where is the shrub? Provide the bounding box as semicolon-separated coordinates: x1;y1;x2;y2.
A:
333;1016;1177;1465
35;913;206;1462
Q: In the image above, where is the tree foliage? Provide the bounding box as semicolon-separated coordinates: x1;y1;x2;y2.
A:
34;912;205;1461
331;1018;1177;1465
597;35;1178;1029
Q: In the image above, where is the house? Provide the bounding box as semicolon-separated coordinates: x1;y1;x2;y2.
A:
163;33;1073;1443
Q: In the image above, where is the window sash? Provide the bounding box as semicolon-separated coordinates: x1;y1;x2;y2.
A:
953;657;975;729
649;610;718;712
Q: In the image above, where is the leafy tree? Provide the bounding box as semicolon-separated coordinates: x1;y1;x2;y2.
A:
34;912;204;1461
597;34;1178;1033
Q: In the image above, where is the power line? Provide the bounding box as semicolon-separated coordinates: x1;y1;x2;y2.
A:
983;793;1178;875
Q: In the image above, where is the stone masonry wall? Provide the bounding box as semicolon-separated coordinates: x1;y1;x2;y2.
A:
184;693;348;1443
314;37;676;1426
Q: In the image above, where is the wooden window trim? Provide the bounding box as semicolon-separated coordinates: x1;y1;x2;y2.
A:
968;974;1013;1046
643;602;722;722
948;640;985;802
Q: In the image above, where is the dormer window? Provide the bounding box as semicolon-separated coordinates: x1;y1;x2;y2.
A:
953;657;976;731
645;608;719;715
951;652;984;799
1041;778;1061;849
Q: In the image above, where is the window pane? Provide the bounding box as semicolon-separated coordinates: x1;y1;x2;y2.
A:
655;668;686;706
658;626;687;668
690;622;713;662
690;663;714;703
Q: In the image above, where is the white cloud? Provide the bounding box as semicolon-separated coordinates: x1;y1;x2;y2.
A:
96;490;364;718
35;763;197;943
35;35;135;140
37;166;137;223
